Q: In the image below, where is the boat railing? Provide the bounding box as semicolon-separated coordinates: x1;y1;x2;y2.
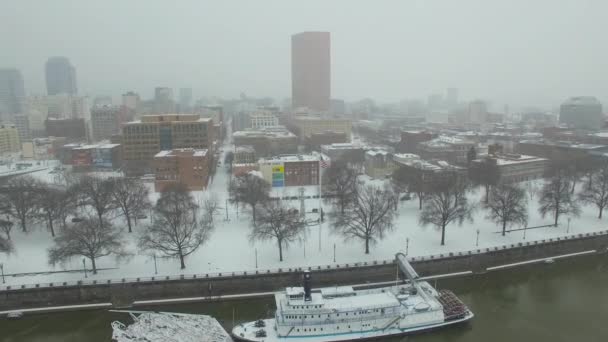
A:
1;229;606;292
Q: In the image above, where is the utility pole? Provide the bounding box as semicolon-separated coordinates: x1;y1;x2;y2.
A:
405;238;409;256
476;229;480;247
255;248;258;269
82;258;87;278
0;263;4;284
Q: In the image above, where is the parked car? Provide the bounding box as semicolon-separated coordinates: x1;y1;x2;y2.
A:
71;217;83;223
136;214;148;219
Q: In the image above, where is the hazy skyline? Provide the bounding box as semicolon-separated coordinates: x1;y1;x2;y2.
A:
1;0;607;109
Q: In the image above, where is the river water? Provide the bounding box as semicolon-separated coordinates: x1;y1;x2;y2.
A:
2;253;608;342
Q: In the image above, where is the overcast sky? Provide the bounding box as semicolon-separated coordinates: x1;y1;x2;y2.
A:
1;0;606;109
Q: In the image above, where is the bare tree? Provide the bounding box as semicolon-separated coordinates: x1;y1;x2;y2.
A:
250;201;308;262
419;178;474;246
0;176;40;232
392;167;429;209
468;158;501;203
36;184;66;237
224;151;234;174
75;176;117;227
111;177;151;233
333;184;398;254
578;162;608;219
484;183;528;236
48;218;127;274
57;185;79;229
202;192;221;223
229;173;270;223
138;184;213;269
0;233;12;254
539;172;581;227
0;218;14;241
323;162;358;214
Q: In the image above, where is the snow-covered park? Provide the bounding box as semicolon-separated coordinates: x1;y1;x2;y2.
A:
1;151;606;290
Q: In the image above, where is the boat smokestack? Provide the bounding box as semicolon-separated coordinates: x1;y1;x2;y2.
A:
303;271;312;301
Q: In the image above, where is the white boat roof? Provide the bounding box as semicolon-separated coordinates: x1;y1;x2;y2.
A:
320;286;355;296
324;292;400;311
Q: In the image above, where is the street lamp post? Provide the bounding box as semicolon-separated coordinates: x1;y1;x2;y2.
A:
405;238;409;256
333;243;336;263
567;217;571;234
225;199;229;221
82;258;87;278
153;254;158;275
0;263;4;284
476;229;480;247
255;248;258;269
523;225;527;240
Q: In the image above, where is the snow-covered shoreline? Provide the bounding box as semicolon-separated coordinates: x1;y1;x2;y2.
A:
1;153;607;289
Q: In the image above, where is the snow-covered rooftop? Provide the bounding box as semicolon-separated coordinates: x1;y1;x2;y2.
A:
260;154;320;163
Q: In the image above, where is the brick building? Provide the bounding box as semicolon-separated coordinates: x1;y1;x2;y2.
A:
153;148;209;192
398;130;435;153
233;126;298;157
258;154;321;187
290;116;352;140
122;114;213;175
470;153;548;183
417;136;475;165
45;118;86;140
320;143;366;164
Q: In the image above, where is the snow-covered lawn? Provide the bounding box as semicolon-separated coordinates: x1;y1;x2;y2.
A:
1;158;606;288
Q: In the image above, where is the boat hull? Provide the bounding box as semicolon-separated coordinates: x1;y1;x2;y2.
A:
232;311;474;342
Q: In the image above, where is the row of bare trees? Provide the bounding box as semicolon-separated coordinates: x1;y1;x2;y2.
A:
0;174;219;273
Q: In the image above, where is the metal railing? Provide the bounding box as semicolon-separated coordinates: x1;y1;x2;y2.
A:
1;229;606;293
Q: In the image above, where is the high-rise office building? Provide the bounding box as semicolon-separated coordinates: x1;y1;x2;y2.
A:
0;124;20;154
178;88;193;112
122;91;140;111
446;88;459;108
45;57;77;95
91;105;121;142
291;31;331;112
560;96;604;130
0;68;25;114
154;87;175;114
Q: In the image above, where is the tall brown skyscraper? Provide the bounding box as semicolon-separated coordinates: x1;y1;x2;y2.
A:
291;31;331;112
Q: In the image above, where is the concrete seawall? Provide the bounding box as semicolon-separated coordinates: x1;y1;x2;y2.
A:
2;231;608;311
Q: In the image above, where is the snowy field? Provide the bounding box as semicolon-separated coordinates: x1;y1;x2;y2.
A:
1;151;607;288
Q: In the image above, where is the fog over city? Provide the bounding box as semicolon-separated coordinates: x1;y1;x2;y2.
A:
2;0;607;108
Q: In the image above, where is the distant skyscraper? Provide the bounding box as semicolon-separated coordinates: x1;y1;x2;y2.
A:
0;68;25;114
122;91;140;111
179;88;193;112
446;88;458;108
291;31;331;112
91;105;121;142
154;87;175;114
45;57;77;95
560;96;604;130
